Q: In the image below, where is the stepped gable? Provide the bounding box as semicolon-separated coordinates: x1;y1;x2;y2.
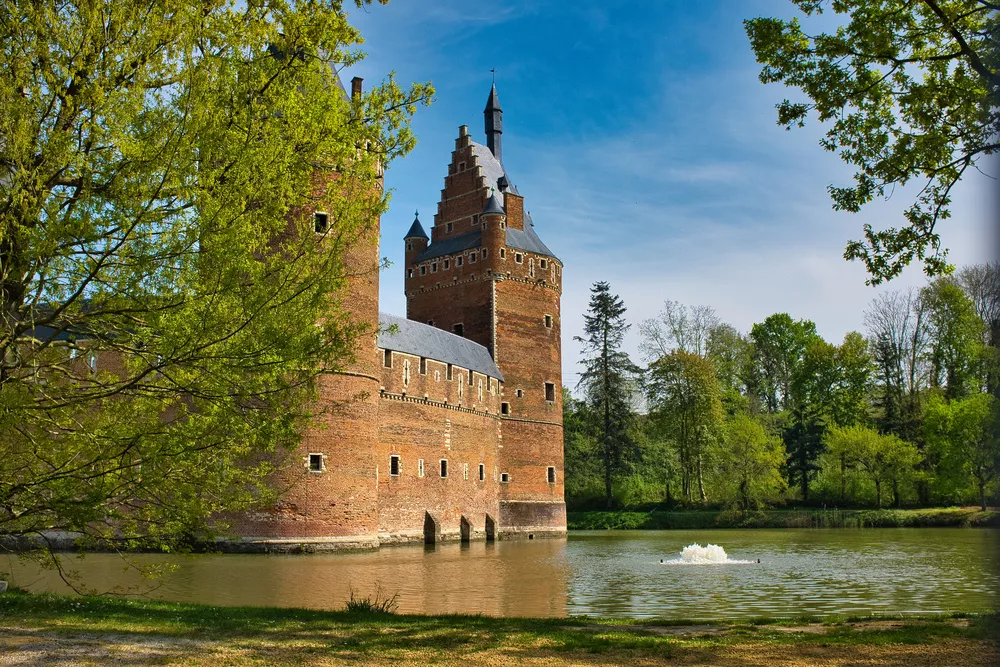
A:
378;312;502;380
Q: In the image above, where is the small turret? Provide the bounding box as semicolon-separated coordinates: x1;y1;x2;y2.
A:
404;211;428;266
484;83;502;163
481;191;506;268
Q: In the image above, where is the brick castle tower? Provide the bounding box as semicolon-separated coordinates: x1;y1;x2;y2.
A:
404;83;566;536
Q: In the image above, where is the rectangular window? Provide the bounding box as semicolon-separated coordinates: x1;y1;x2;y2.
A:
403;359;410;386
383;349;392;368
314;212;328;233
440;459;448;478
87;353;98;372
544;315;553;328
540;259;548;269
456;256;464;267
420;357;427;375
516;389;523;398
420;265;426;276
453;323;464;337
479;464;485;481
500;248;506;259
469;371;474;386
446;222;454;233
545;382;555;402
529;258;535;277
418;458;425;478
463;463;469;480
469;253;477;264
481;248;487;260
500;472;510;483
308;453;324;472
443;259;450;270
515;253;523;264
407;268;413;278
447;364;453;381
547;466;556;484
431;262;438;273
501;402;510;415
390;455;400;476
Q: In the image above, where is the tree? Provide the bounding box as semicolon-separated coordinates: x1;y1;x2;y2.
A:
825;425;922;508
922;277;987;397
750;313;820;413
706;323;754;415
575;282;642;508
925;392;1000;510
956;262;1000;396
562;388;602;507
639;300;719;360
711;414;786;510
746;1;999;284
646;350;724;503
0;1;432;550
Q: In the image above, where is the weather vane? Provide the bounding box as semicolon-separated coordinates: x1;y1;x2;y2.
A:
490;67;495;84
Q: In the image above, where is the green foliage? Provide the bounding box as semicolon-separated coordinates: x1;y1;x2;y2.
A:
710;414;787;510
745;1;999;284
344;586;399;615
824;425;922;508
0;1;432;549
925;392;1000;509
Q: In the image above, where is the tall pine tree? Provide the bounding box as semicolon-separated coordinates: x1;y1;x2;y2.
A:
576;282;642;508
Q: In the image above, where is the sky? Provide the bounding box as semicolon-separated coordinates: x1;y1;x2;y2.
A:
346;0;996;390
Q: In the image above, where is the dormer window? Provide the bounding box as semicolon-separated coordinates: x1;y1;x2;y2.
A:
314;212;328;233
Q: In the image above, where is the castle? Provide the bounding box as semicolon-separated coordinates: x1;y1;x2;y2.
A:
231;82;566;550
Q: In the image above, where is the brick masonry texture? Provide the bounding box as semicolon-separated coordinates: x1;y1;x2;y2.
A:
234;103;566;550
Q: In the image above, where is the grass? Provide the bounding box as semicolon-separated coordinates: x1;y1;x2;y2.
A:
0;588;997;665
567;506;1000;530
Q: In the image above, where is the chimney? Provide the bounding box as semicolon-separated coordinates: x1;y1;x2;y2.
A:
351;76;363;101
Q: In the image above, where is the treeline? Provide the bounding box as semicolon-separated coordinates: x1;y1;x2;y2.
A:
565;264;1000;511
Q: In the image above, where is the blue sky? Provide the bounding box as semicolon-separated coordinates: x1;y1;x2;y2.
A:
347;0;995;389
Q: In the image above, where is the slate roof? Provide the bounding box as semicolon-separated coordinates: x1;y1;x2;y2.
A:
413;230;482;263
404;214;428;239
378;313;502;381
506;212;557;259
482;193;505;215
470;142;519;201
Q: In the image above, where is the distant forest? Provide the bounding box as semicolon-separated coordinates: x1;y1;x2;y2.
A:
565;263;1000;512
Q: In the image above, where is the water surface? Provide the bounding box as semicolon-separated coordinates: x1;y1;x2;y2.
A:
6;528;997;619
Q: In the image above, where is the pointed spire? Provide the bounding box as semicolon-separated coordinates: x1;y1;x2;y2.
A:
484;81;503;163
404;211;428;240
482;188;505;216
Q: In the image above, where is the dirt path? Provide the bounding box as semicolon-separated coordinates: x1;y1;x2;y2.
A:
1;624;996;667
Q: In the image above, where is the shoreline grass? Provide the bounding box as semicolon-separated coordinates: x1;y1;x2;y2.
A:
567;506;1000;530
0;588;997;665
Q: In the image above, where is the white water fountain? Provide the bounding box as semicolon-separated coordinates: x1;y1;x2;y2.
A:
661;543;755;565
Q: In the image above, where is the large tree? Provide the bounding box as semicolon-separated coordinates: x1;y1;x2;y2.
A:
0;0;432;551
746;1;999;284
825;425;922;508
575;282;642;509
711;414;786;510
925;392;999;510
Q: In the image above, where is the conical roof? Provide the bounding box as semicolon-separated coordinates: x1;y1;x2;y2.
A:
481;193;505;216
484;82;501;112
404;212;428;239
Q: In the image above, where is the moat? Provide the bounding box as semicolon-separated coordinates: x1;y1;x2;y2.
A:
6;529;998;619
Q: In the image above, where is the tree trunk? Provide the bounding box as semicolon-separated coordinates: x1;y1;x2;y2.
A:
696;454;707;503
875;479;882;509
840;453;846;503
604;435;613;509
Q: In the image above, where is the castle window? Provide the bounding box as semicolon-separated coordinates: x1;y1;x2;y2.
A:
544;314;552;328
463;463;469;480
440;459;448;478
477;378;483;401
472;214;479;226
481;248;487;260
469;252;476;264
443;259;450;270
547;467;556;484
469;370;475;386
545;382;556;402
308;453;325;473
383;349;392;368
458;161;466;171
453;323;464;337
406;241;413;252
500;248;506;259
456;256;464;267
540;259;548;269
419;357;427;375
403;359;411;386
87;353;98;373
501;402;510;415
407;268;413;278
418;458;425;478
458;376;464;399
515;253;523;264
447;363;453;381
479;464;485;481
420;265;426;276
431;262;438;273
314;212;328;233
446;222;453;233
390;455;400;477
500;472;510;483
516;389;523;398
